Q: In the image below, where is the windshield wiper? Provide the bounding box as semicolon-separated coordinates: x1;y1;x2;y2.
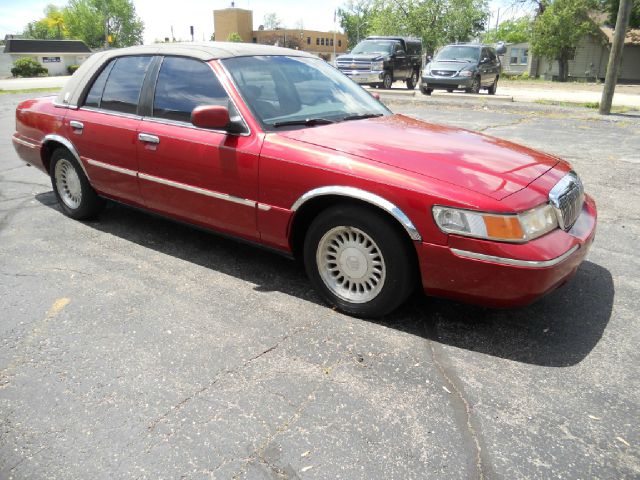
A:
272;118;335;128
342;113;384;122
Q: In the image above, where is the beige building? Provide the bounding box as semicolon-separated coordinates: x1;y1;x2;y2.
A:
213;7;347;61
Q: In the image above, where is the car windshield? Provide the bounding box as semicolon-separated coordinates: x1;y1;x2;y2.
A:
351;40;394;55
222;56;390;130
435;46;480;62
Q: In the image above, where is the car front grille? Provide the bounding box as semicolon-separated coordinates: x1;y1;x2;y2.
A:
337;61;372;71
549;171;584;230
431;70;456;77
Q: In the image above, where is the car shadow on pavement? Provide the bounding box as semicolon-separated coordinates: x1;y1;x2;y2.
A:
37;193;614;368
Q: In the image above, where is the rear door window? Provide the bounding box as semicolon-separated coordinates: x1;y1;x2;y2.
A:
99;56;153;114
152;57;231;123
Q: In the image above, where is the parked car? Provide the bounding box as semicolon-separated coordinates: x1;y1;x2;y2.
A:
421;43;502;95
336;36;422;89
12;43;596;318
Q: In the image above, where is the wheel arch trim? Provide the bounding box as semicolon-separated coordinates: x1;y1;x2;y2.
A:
290;186;422;241
42;134;91;181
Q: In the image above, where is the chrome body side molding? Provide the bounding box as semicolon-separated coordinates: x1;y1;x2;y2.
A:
291;186;422;241
87;158;137;177
138;172;256;207
451;245;580;268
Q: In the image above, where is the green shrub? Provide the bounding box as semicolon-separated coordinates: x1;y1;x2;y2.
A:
11;57;48;77
67;64;80;75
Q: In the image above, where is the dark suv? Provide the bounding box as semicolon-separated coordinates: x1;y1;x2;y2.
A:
336;36;423;89
420;44;503;95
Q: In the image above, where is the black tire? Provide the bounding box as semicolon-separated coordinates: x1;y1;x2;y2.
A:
382;71;393;89
406;70;418;90
466;76;481;94
488;76;498;95
421;87;433;96
447;89;454;93
50;147;104;220
303;205;416;318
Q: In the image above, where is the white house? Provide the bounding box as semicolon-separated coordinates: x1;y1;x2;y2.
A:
1;38;91;77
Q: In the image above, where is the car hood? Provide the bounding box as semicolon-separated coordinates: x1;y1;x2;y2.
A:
337;53;387;62
427;60;474;73
276;114;558;200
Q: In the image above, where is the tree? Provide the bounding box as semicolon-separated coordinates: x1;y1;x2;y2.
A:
530;0;597;81
64;0;144;48
263;12;283;30
603;0;640;28
483;16;532;43
23;4;67;40
368;0;489;55
337;0;375;48
227;32;243;42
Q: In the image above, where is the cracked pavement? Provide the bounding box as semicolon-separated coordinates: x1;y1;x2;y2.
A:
1;93;639;479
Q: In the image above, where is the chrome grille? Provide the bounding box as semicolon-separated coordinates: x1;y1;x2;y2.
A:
336;61;371;71
549;171;584;230
431;70;455;77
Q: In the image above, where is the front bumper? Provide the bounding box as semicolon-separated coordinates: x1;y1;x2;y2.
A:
416;195;597;307
421;74;474;89
339;70;384;84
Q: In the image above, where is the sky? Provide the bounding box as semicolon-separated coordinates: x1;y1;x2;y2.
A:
0;0;528;44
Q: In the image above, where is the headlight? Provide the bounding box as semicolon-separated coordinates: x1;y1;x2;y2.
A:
423;64;431;75
432;204;558;242
371;60;384;71
458;70;473;77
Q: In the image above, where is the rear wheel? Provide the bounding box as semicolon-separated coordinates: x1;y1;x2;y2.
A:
447;89;454;93
421;86;433;96
303;205;416;317
382;71;393;89
406;70;418;90
50;148;104;220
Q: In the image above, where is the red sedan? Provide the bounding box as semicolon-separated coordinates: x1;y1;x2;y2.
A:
12;43;596;317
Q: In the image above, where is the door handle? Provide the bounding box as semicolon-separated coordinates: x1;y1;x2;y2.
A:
70;120;84;130
138;133;160;144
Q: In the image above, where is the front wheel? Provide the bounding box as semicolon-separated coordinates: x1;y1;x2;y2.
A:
50;148;104;220
382;71;393;89
406;70;418;90
466;76;481;94
303;205;416;318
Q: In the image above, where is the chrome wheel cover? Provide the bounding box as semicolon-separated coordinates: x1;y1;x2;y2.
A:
316;226;386;304
55;158;82;209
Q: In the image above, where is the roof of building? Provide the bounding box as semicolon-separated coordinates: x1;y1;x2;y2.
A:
600;26;640;45
3;39;91;54
56;41;313;107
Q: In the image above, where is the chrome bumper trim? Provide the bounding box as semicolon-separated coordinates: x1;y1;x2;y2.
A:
451;245;580;268
12;136;40;149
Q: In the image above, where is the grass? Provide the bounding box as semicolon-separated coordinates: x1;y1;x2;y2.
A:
534;99;633;113
0;87;61;95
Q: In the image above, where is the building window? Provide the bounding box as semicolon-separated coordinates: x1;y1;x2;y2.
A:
253;37;257;43
326;38;329;45
330;39;334;46
338;40;342;47
307;37;311;45
316;38;319;45
321;38;324;46
509;48;528;65
42;56;61;63
567;47;576;61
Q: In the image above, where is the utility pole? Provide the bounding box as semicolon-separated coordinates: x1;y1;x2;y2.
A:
599;0;633;115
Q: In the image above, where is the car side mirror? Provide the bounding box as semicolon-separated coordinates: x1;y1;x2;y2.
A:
191;105;244;133
481;57;490;64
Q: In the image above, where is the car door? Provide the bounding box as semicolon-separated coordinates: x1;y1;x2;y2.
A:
393;42;409;79
64;55;153;206
136;56;261;240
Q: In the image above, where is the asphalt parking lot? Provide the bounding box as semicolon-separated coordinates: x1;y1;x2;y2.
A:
1;92;639;479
